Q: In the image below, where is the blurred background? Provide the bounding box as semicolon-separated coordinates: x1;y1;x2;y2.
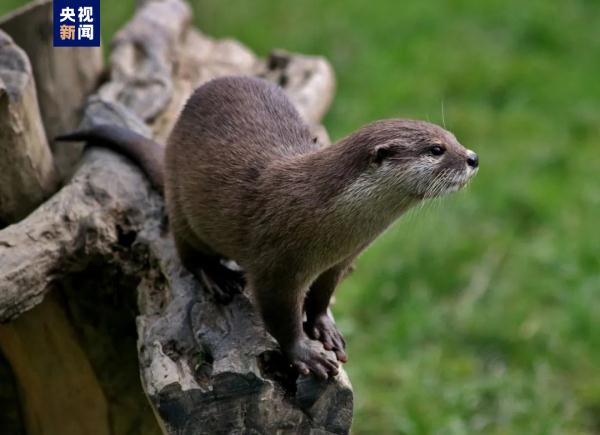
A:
1;0;598;433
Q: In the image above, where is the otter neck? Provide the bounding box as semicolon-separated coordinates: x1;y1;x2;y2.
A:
277;137;419;258
300;135;417;213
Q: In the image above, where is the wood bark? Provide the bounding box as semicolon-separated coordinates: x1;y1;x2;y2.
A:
0;0;352;434
0;0;104;179
0;29;58;226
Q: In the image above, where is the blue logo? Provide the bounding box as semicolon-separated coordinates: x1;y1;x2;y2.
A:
53;0;100;47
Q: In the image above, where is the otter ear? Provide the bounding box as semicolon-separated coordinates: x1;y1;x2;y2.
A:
371;144;394;165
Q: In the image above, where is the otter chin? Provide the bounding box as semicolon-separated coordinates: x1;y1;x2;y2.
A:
56;76;478;380
418;159;479;198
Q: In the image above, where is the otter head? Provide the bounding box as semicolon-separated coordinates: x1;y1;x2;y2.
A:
362;119;478;200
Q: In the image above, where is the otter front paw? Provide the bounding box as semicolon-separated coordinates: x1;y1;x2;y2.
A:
305;314;347;363
286;338;339;380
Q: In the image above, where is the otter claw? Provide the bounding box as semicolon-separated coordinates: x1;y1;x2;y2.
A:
287;339;339;380
305;315;348;363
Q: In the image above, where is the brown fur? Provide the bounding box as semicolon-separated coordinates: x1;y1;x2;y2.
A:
57;76;478;379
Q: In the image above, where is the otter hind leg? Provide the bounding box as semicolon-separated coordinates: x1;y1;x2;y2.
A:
196;255;245;304
173;229;245;304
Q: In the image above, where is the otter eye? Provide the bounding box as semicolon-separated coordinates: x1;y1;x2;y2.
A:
429;145;445;156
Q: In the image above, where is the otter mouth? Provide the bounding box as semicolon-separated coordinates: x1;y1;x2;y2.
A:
420;169;476;198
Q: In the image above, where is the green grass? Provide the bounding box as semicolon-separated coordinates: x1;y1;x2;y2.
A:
2;0;599;433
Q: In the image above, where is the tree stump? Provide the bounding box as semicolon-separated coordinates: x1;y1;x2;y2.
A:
0;29;58;226
0;0;352;434
0;0;104;179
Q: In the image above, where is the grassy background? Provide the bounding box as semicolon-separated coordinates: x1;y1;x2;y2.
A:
1;0;599;433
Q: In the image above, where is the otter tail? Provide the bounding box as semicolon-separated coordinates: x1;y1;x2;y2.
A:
56;125;164;192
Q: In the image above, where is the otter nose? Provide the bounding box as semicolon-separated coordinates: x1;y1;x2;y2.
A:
467;151;479;168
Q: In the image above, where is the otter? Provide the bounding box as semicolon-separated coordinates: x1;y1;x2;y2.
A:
57;76;478;379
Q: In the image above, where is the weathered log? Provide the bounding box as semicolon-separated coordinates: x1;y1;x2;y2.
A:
0;0;104;179
0;29;58;226
0;0;352;433
261;49;335;126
